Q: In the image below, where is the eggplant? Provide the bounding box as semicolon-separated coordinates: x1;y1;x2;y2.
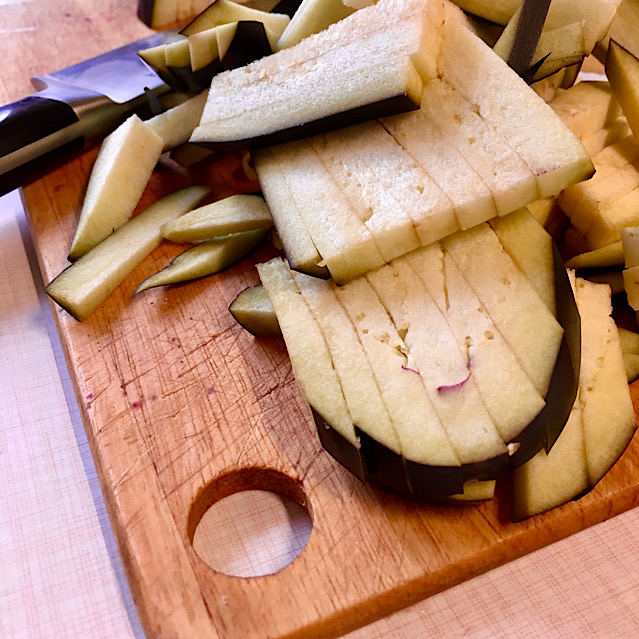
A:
277;245;580;501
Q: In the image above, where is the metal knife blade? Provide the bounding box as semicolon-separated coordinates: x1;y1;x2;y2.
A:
31;32;182;103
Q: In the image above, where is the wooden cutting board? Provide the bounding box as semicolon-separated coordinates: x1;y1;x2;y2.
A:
10;2;639;639
22;137;639;639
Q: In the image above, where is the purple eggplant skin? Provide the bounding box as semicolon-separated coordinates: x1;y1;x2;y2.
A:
272;0;304;18
137;0;155;27
307;245;580;501
166;63;205;93
165;22;275;94
220;21;274;71
194;94;421;152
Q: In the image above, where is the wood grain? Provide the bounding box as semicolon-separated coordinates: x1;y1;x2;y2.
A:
8;2;639;639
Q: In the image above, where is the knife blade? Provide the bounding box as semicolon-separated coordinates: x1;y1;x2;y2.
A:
0;31;182;197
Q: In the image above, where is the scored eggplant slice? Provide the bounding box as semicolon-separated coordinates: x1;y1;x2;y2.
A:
264;241;579;501
190;0;444;150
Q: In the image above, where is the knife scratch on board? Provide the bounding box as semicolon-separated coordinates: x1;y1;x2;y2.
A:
113;438;160;494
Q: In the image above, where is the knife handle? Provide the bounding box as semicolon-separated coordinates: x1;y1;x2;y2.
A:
0;96;79;155
0;95;87;197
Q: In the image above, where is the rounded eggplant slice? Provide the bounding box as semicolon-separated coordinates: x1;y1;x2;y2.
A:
308;246;580;500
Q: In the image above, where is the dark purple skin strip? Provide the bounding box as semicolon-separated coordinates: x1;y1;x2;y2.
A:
507;0;552;80
194;93;421;152
137;0;156;27
272;0;304;18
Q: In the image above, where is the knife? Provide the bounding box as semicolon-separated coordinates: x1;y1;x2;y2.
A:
0;31;182;197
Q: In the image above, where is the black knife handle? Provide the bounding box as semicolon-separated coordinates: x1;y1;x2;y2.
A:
0;95;79;157
0;137;85;196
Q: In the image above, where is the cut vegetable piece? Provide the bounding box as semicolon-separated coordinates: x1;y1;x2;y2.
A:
137;44;180;87
205;0;444;97
565;242;624;270
382;105;497;231
512;404;587;521
575;278;636;485
582;271;624;296
440;16;594;198
579;118;632;158
367;260;508;464
217;20;274;70
229;284;281;337
322;120;459;247
549;81;621;140
165;38;198;92
416;245;545;444
622;226;639;267
623;265;639;309
489;208;556;316
592;135;639;169
138;0;178;29
308;125;420;262
447;0;519;25
334;275;461;466
405;245;545;444
495;0;619;78
596;0;639;61
188;26;222;72
606;40;639;142
146;91;208;151
618;327;639;354
190;0;446;148
256;258;358;446
419;78;539;216
252;147;328;278
503;0;619;59
290;270;403;457
68;115;164;261
191;50;424;148
584;188;639;249
46;186;210;321
558;162;639;238
276;0;355;50
161;194;272;242
181;0;291;35
267;140;385;283
494;17;586;82
136;228;268;292
442;224;564;396
445;479;495;503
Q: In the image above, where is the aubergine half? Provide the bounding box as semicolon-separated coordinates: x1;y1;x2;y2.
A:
256;217;580;500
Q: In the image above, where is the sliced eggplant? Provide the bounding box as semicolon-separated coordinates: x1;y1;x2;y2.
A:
257;235;580;500
275;0;356;51
146;91;208;152
161;194;273;242
69;115;164;261
180;0;290;36
229;284;281;337
46;186;210;321
190;0;444;149
136;228;268;293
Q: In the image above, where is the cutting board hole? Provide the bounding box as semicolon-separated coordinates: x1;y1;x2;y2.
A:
188;468;312;578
